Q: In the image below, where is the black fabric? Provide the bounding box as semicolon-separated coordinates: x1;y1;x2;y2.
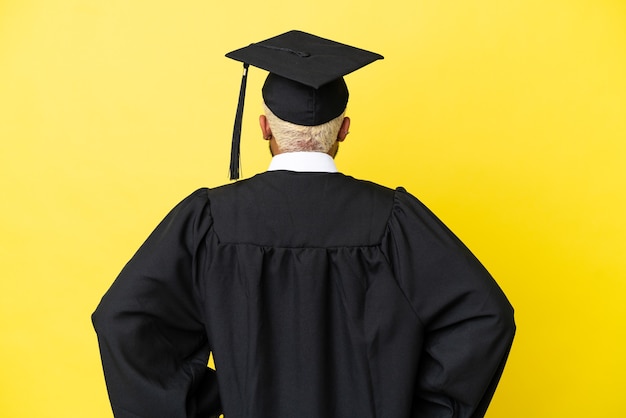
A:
226;30;381;125
262;74;348;126
226;30;383;89
93;171;515;418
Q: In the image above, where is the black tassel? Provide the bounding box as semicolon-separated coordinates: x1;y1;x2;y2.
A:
229;63;249;180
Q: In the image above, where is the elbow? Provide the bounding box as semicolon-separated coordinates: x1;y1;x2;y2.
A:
91;294;119;336
482;287;516;347
91;300;108;335
496;297;516;345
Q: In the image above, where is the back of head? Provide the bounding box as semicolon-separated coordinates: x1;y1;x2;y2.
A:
226;30;383;178
263;103;345;153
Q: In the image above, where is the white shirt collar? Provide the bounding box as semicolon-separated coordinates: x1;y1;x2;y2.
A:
267;152;338;173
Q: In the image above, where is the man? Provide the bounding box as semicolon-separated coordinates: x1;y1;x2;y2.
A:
93;30;515;418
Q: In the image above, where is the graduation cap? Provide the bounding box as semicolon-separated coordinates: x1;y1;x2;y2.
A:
225;30;383;180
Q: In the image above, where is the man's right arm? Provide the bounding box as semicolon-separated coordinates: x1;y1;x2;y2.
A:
386;189;515;417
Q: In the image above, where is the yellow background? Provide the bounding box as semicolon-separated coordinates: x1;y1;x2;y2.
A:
2;0;625;416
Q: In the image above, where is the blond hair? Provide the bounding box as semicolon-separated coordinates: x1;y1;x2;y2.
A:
263;103;344;153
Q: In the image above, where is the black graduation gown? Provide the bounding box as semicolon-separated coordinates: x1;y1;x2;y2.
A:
93;171;515;418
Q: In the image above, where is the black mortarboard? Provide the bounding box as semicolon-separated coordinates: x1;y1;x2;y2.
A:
225;30;383;179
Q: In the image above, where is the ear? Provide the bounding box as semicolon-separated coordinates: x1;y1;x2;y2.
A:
259;115;273;140
337;117;351;142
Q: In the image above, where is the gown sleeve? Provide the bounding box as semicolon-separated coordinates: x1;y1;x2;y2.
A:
92;189;222;418
385;188;515;418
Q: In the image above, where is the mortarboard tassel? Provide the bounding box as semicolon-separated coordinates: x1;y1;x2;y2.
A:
229;63;249;180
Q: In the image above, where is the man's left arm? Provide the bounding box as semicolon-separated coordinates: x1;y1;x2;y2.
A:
92;190;221;418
